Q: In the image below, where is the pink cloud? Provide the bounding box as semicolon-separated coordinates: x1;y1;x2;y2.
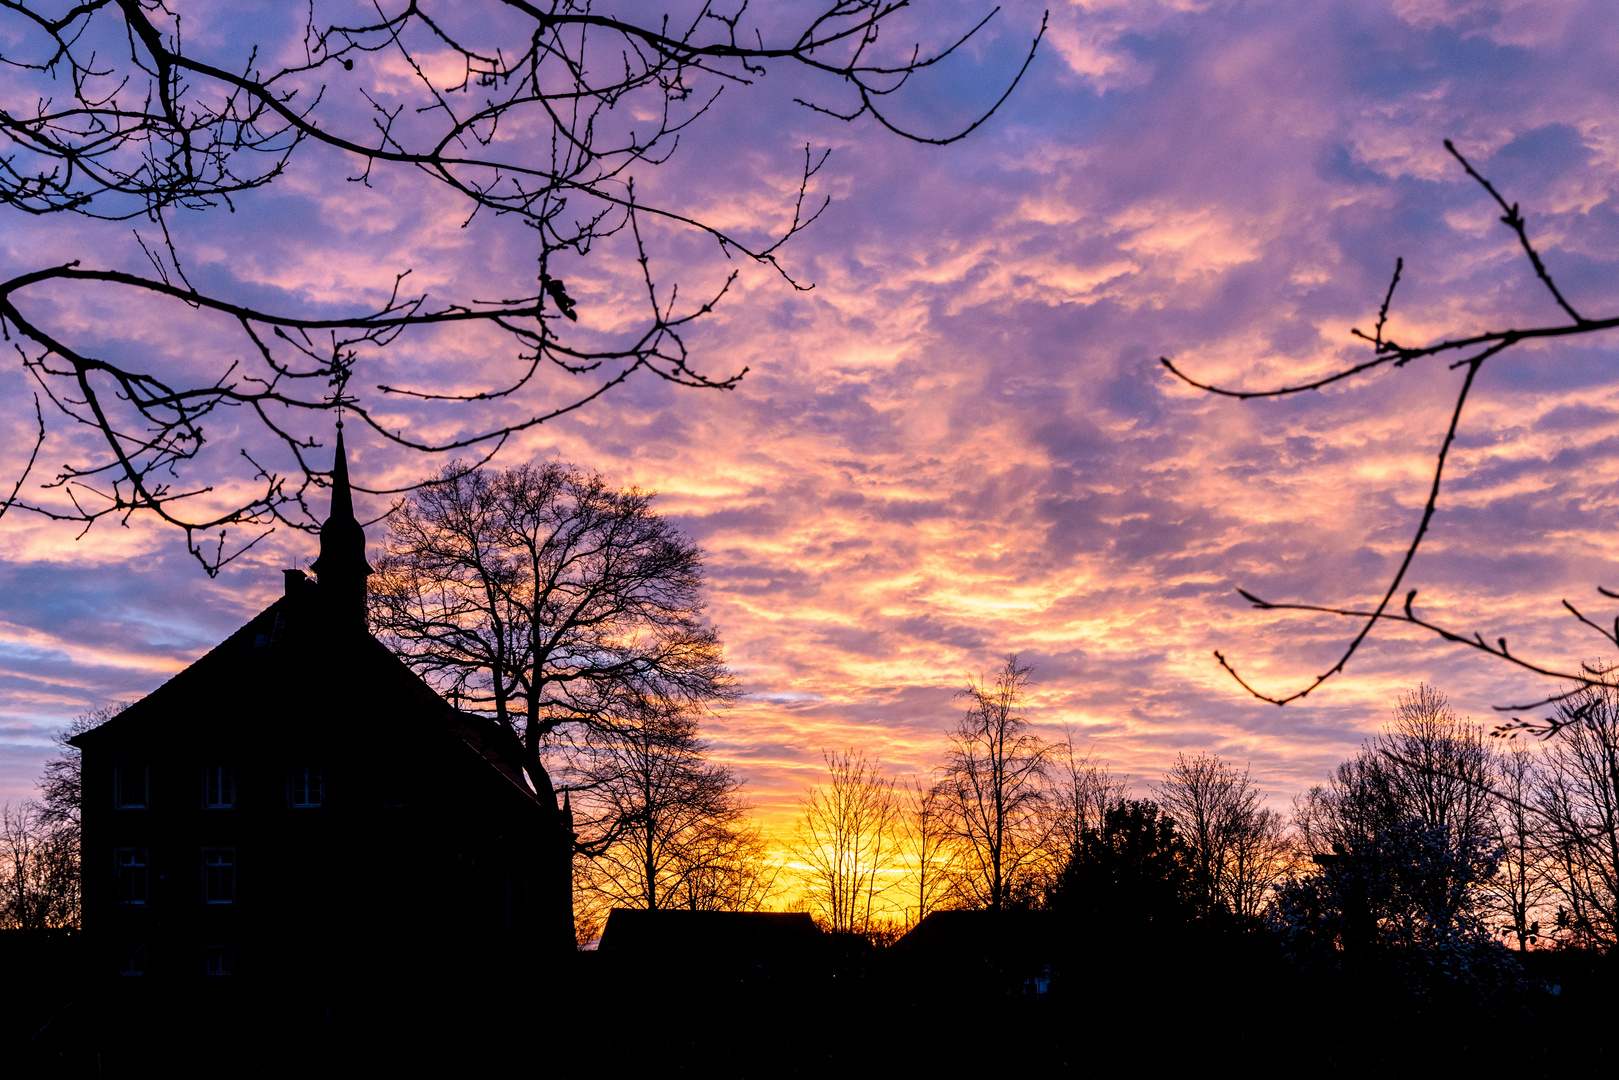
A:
6;1;1619;843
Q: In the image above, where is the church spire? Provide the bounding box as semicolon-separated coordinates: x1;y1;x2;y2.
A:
311;424;373;629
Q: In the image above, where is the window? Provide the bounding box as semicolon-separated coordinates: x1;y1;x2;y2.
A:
203;764;235;809
202;848;235;904
202;945;235;978
115;763;148;809
290;765;323;808
115;849;148;905
117;945;147;977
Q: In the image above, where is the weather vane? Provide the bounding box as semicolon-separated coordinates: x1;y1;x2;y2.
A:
325;385;357;431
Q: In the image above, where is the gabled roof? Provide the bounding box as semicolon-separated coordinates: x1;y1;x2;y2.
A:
72;573;542;809
72;419;541;813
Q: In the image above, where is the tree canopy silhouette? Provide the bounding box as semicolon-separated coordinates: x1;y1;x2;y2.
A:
369;459;738;838
1046;799;1196;930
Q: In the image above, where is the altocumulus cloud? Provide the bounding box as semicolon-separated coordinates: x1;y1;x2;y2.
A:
6;1;1619;836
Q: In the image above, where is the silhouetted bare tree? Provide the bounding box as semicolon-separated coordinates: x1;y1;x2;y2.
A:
1225;804;1294;922
0;705;121;930
1049;730;1126;860
662;818;780;914
1165;141;1619;731
37;705;119;846
900;777;955;926
1296;687;1497;859
0;1;1045;572
0;801;77;930
1535;682;1619;948
1269;814;1506;985
936;656;1055;910
370;460;738;849
1288;686;1503;960
1378;685;1498;853
1156;751;1288;920
1485;743;1556;950
792;750;901;934
566;705;756;913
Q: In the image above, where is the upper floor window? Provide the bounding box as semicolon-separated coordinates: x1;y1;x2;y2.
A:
290;765;323;808
202;944;235;978
115;763;148;809
117;944;147;977
203;764;235;809
115;848;148;905
202;848;236;904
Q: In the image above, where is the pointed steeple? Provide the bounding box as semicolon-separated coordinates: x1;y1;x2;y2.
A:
311;425;373;629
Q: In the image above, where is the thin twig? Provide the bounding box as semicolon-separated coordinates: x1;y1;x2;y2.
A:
1168;139;1619;713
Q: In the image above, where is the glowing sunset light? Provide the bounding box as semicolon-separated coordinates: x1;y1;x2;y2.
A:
8;0;1619;915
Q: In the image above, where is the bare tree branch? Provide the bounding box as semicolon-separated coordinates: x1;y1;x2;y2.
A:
0;0;1046;571
1164;139;1619;724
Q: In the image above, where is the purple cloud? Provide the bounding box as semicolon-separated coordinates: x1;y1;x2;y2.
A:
5;1;1619;842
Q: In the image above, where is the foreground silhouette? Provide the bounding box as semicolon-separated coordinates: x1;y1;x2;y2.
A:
46;430;574;1072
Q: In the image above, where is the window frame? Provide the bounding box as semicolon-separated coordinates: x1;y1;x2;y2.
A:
289;764;324;808
116;944;148;977
114;762;148;809
201;847;236;905
202;763;235;809
201;944;235;978
114;848;149;906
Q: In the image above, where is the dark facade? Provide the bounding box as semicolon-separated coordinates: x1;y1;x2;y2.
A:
888;910;1059;994
598;909;821;966
71;431;575;999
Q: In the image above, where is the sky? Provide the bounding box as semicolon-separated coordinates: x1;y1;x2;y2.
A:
6;0;1619;842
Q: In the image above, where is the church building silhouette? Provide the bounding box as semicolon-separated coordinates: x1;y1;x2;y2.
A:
72;429;577;996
